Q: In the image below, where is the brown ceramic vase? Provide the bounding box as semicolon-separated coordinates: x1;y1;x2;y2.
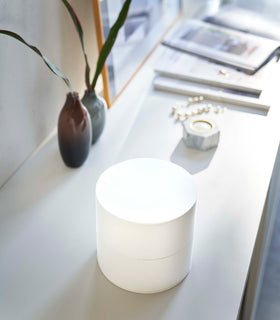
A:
58;92;92;168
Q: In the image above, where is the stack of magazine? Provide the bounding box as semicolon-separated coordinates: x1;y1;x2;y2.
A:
153;6;280;111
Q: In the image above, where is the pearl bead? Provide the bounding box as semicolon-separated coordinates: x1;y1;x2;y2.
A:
179;115;186;122
197;107;203;114
172;106;177;115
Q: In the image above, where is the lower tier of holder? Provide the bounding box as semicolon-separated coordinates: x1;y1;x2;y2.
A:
97;245;192;294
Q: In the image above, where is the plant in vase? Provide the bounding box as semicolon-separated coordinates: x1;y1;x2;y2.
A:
61;0;132;144
0;30;92;168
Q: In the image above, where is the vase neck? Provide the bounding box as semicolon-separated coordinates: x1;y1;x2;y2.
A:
84;89;97;99
64;92;82;109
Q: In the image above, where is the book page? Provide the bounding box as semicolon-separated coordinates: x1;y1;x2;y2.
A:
162;20;280;73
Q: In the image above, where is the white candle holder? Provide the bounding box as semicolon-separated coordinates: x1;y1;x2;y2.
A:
182;117;220;151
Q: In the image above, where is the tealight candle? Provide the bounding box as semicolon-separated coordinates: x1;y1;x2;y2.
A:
191;119;213;133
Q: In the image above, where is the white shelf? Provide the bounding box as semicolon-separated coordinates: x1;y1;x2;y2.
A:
1;21;280;320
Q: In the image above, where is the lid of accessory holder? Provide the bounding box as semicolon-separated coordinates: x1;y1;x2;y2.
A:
96;158;196;224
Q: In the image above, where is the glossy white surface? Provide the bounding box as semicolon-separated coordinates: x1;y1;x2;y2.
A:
96;158;196;224
1;16;280;320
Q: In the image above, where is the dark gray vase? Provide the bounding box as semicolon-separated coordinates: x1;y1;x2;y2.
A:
58;92;92;168
81;90;107;144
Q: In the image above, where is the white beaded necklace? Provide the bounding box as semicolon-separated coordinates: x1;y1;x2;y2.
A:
171;96;226;122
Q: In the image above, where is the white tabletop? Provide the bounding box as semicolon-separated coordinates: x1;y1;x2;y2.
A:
1;26;280;320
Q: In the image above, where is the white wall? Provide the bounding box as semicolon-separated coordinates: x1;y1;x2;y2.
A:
0;0;99;187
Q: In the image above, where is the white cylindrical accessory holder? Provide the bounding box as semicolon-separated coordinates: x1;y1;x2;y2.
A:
96;158;197;294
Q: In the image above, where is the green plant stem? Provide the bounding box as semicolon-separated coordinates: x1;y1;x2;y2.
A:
61;0;91;89
90;0;131;91
0;29;73;93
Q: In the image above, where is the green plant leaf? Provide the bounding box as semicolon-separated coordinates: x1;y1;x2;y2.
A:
0;30;73;92
90;0;132;91
61;0;91;89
